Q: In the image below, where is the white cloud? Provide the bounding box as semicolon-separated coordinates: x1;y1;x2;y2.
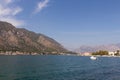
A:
34;0;49;13
0;5;11;16
4;0;13;4
0;5;22;16
0;17;24;27
0;0;24;27
12;7;23;16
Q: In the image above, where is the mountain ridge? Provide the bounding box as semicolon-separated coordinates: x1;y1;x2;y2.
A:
75;44;120;53
0;21;67;55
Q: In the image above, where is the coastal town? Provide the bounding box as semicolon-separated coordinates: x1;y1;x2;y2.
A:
0;51;65;55
77;50;120;57
0;50;120;57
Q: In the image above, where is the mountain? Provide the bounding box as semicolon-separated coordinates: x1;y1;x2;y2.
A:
76;44;120;53
0;21;67;55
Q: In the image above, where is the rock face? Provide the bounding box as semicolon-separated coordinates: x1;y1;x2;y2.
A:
0;21;67;55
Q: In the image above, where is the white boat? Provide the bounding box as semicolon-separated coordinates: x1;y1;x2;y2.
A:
90;56;97;60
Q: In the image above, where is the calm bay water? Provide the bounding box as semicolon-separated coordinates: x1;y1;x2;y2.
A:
0;55;120;80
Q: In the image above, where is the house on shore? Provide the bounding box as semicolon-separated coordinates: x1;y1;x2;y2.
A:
108;51;116;56
108;50;120;56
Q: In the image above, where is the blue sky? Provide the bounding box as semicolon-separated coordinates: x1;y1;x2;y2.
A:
0;0;120;49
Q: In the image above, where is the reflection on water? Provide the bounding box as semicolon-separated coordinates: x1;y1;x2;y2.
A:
0;55;120;80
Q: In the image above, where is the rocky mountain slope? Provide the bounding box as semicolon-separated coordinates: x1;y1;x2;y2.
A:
0;21;67;55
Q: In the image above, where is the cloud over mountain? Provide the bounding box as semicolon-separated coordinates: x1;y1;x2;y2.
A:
0;0;24;27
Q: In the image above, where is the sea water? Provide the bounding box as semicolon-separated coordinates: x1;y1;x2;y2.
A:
0;55;120;80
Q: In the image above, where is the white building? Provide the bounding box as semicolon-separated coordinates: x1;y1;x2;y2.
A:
83;52;91;56
108;51;116;56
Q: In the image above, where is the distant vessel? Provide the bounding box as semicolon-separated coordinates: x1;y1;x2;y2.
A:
90;56;97;60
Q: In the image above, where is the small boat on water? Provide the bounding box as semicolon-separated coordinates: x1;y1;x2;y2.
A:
90;56;97;60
